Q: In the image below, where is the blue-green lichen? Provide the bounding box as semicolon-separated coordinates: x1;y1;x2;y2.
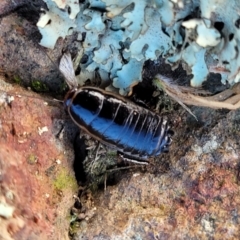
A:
37;0;240;93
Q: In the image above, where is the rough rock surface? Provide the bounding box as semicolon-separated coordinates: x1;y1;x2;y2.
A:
73;107;240;239
0;80;78;240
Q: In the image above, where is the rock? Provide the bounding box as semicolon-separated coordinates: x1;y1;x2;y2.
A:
0;80;78;240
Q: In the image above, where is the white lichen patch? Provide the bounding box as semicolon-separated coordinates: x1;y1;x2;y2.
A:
182;19;221;47
0;201;15;219
37;0;76;49
202;136;219;153
201;215;214;234
52;0;80;19
38;126;49;135
192;135;219;156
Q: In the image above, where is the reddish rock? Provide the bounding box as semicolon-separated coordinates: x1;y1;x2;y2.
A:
0;81;77;240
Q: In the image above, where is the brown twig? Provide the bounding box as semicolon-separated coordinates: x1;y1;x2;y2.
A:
154;74;240;111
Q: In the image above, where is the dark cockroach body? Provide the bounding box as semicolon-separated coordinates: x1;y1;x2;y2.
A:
64;86;173;163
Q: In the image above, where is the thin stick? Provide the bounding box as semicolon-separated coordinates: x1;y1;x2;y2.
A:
154;74;240;111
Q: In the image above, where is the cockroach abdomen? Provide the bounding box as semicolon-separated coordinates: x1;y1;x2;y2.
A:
65;86;173;163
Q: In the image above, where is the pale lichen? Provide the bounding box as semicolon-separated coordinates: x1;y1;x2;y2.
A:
37;0;240;94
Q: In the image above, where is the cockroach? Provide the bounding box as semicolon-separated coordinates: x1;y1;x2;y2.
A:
60;54;173;164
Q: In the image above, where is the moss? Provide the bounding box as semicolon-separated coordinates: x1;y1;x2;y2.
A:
59;81;68;94
53;168;78;191
69;218;81;236
13;75;21;84
153;77;164;91
31;79;49;92
27;154;37;165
